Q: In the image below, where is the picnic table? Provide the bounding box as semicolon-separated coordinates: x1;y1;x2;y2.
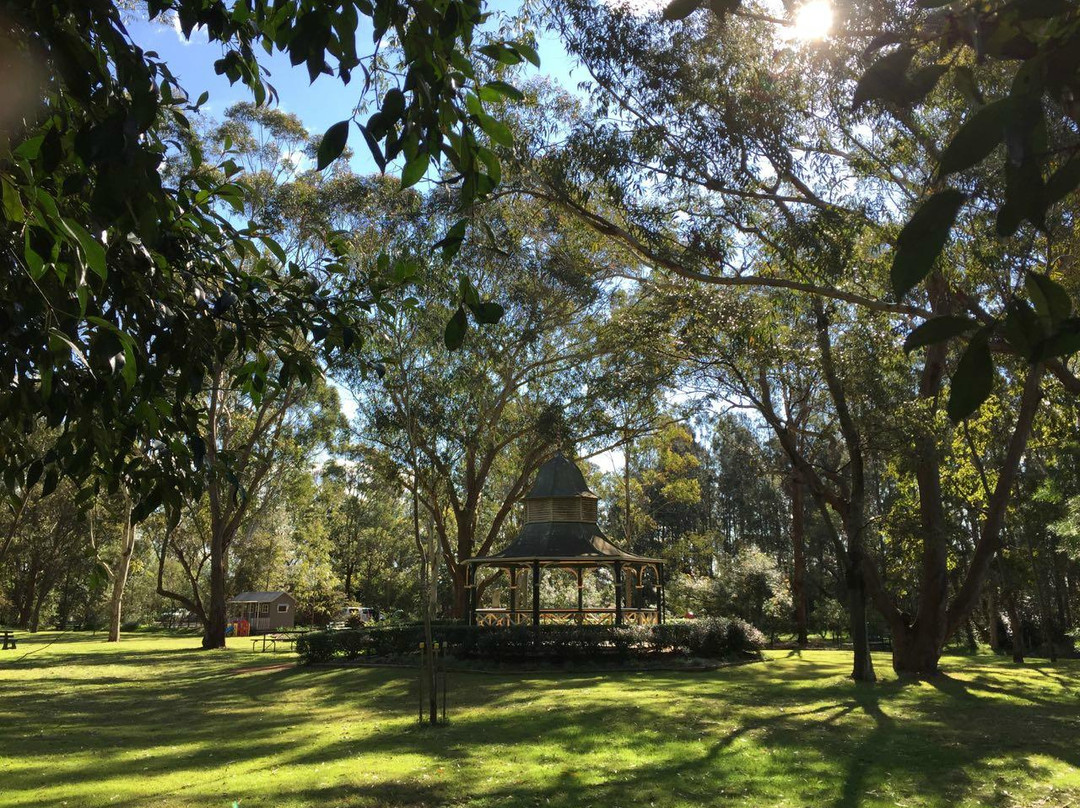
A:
251;631;305;652
2;630;16;650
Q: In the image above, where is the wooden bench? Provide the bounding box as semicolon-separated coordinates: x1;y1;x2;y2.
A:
2;630;16;650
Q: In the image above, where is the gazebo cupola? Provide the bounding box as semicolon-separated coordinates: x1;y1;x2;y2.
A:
465;452;665;628
523;453;599;525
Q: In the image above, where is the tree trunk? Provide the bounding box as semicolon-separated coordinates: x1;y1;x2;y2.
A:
1006;594;1025;664
16;560;40;629
891;622;943;676
624;433;633;546
987;588;1001;652
108;508;137;642
30;590;46;633
203;530;227;650
451;565;468;619
964;621;978;653
1022;528;1057;662
847;552;876;682
415;486;438;725
790;475;808;647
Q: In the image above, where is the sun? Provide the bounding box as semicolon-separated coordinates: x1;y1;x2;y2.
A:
792;0;833;41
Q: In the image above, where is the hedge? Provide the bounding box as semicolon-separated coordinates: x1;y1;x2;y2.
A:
296;617;764;665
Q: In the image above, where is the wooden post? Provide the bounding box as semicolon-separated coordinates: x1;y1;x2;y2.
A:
659;563;666;625
576;567;584;621
532;560;541;631
614;561;623;627
465;563;474;626
509;566;517;624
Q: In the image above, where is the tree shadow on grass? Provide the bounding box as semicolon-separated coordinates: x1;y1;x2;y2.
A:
3;648;1080;808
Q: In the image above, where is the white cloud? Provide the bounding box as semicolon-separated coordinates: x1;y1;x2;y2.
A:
283;148;311;171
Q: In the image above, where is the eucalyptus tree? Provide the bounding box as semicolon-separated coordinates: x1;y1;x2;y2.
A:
320;459;419;613
650;261;1067;674
0;476;89;631
338;188;677;616
154;373;343;647
510;0;1078;676
597;421;707;561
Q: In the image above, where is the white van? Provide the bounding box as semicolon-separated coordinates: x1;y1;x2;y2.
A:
332;605;376;628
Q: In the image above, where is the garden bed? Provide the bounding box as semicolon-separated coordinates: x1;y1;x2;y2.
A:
296;617;765;665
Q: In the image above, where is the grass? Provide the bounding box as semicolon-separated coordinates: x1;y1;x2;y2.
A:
1;632;1078;808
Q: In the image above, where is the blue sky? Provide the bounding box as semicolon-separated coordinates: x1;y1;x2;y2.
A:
127;5;584;177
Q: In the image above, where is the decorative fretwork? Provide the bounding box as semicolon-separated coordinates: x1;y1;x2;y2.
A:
474;608;659;627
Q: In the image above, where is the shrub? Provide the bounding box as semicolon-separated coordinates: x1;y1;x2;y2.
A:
297;617;764;665
345;613;365;629
296;630;337;663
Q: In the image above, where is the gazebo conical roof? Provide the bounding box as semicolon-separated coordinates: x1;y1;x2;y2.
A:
523;452;598;500
469;453;660;564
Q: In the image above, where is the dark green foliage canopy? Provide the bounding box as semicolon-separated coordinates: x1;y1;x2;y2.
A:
0;0;525;521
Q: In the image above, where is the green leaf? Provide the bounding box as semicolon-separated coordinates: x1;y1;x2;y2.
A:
41;467;59;498
473;301;504;324
459;274;481;308
392;258;418;282
663;0;703;20
997;155;1047;237
399;153;428;189
952;66;983;107
316;120;350;171
14;135;43;161
382;87;406;120
120;339;137;390
479;81;525;103
1;177;25;223
514;42;540;68
261;236;289;265
947;331;994;423
444;305;468;350
1026;272;1072;324
917;0;955;6
939;99;1010;175
1046;153;1080;207
1037;318;1080;360
357;124;386;173
24;232;44;280
853;48;915;110
891;189;967;298
903;316;978;352
1002;300;1043;360
63;219;107;280
478;44;522;66
434;219;468;262
906;64;948;105
478;113;513;148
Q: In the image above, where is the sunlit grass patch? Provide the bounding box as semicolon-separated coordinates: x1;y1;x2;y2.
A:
1;632;1078;807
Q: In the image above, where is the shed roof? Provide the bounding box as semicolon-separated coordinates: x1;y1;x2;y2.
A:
524;453;597;500
228;591;294;604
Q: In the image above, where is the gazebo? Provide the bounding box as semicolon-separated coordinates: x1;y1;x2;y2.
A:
465;453;665;628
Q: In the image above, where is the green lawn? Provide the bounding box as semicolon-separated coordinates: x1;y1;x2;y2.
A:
1;632;1078;808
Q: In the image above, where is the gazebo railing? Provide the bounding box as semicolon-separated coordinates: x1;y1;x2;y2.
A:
474;608;660;628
